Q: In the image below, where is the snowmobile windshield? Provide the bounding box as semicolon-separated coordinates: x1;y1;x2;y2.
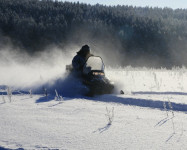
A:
83;56;105;75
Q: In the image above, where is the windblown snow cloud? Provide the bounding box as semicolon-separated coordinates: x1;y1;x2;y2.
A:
0;45;77;89
0;39;187;96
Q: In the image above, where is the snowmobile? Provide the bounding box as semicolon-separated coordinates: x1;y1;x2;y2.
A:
66;56;114;96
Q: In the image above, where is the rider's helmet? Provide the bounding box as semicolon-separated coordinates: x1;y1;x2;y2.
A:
77;45;91;57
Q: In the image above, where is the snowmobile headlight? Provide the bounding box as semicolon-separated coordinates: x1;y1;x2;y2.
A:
93;72;98;75
93;72;104;76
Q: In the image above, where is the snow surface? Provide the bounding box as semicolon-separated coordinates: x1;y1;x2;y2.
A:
0;67;187;150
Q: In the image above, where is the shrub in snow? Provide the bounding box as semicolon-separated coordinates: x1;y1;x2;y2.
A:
168;100;174;117
163;101;168;117
7;87;12;102
153;72;160;90
43;88;48;97
168;100;175;133
162;98;175;133
55;89;63;101
105;107;114;125
29;89;32;98
2;94;5;103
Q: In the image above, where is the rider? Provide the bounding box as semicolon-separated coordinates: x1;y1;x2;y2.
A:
72;45;93;74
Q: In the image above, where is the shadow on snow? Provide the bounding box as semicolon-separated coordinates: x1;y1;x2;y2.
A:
92;94;187;112
1;81;187;112
132;91;187;96
35;95;54;103
34;91;187;112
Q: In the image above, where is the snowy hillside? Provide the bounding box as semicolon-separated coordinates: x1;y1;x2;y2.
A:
0;67;187;150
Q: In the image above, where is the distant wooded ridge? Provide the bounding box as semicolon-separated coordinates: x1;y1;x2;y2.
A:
0;0;187;68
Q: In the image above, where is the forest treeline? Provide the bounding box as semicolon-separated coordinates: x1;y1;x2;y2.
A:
0;0;187;67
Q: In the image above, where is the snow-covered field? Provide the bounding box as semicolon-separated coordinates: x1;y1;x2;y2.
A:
0;67;187;150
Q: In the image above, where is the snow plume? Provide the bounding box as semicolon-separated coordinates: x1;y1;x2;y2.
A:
1;38;186;97
0;40;124;96
0;45;77;90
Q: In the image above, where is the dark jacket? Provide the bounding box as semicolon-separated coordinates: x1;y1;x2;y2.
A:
72;54;86;71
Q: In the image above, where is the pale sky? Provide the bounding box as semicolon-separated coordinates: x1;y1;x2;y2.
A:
59;0;187;9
